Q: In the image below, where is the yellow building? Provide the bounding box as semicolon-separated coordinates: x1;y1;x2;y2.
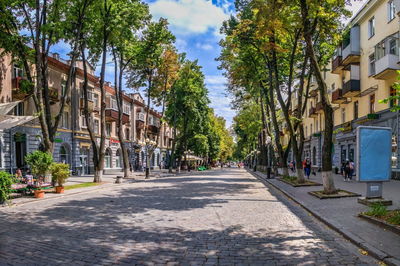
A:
300;0;400;178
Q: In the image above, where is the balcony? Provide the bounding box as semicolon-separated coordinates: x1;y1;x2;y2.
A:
316;102;324;113
148;124;159;134
309;107;317;118
342;79;360;97
136;120;145;129
331;55;343;74
12;77;29;100
374;54;400;80
331;89;346;104
105;108;129;124
342;25;360;65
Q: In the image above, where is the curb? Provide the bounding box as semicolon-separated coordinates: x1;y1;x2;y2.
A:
248;170;399;266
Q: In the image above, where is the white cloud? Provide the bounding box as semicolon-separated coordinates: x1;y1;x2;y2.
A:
149;0;229;36
196;43;213;51
205;75;226;86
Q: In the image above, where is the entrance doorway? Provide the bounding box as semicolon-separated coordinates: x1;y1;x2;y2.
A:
79;148;89;175
14;133;27;169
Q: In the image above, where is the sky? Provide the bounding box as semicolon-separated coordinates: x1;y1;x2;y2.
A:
51;0;367;128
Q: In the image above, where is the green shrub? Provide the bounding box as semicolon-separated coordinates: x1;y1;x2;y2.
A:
387;211;400;225
25;151;53;177
0;171;16;203
365;203;388;218
50;163;70;187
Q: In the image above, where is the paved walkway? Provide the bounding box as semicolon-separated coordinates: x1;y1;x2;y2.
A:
0;169;376;265
253;169;400;265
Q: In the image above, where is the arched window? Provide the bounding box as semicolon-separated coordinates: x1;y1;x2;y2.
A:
59;145;70;164
151;153;155;167
312;146;316;166
116;149;121;168
105;148;112;168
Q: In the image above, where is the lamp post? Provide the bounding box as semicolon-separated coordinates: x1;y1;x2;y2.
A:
138;138;157;179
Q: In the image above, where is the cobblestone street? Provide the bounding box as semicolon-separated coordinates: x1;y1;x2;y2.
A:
0;169;376;265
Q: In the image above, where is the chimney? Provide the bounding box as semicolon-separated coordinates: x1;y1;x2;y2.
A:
53;53;60;60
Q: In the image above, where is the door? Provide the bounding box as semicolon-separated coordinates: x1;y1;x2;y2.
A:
14;133;27;169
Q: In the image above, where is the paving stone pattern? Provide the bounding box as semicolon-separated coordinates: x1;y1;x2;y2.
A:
0;169;376;265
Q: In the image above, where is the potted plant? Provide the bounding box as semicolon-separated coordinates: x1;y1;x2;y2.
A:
25;151;53;198
0;171;16;204
50;163;70;193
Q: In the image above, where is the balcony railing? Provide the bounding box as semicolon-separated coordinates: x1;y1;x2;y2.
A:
331;89;346;104
105;108;129;124
309;107;317;118
342;79;360;97
374;53;400;80
331;55;343;74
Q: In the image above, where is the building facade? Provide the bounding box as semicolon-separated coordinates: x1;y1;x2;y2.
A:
0;52;174;176
293;0;400;179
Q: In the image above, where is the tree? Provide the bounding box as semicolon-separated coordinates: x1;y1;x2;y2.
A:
110;0;149;178
127;18;175;178
297;0;350;193
0;0;93;153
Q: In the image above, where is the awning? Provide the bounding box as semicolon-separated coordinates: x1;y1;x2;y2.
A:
182;154;204;161
0;115;36;130
0;101;21;115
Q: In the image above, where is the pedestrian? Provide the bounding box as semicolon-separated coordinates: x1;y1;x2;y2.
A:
302;159;307;176
304;158;311;179
289;161;294;172
348;159;354;181
344;159;350;181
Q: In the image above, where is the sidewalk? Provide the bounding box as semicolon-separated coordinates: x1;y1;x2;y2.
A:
251;169;400;266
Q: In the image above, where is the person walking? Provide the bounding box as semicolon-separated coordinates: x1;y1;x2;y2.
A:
344;159;350;181
348;160;354;181
304;158;311;179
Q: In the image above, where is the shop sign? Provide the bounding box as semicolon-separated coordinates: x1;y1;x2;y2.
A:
14;133;26;142
55;138;63;143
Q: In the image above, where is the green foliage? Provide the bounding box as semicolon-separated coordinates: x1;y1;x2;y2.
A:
387;210;400;225
365;203;388;218
0;171;15;203
25;151;53;177
379;71;400;111
50;163;70;187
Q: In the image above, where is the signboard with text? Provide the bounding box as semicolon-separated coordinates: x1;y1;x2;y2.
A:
356;126;392;182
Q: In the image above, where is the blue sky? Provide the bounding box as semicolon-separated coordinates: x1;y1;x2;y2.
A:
51;0;365;128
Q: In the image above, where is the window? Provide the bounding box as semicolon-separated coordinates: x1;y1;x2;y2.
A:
389;37;397;55
390;86;397;108
59;145;69;164
13;64;24;78
341;108;345;124
110;97;118;110
370;94;376;113
368;17;375;38
106;123;111;136
116;149;121;168
105;148;112;168
123;103;130;114
311;124;313;135
81;110;87;128
305;126;308;137
94;119;99;134
125;128;130;140
354;101;359;120
94;93;99;108
62;111;69;129
388;0;396;22
13;102;24;116
369;54;376;76
61;80;67;97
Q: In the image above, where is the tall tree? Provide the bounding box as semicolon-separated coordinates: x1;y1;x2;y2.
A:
127;18;175;178
0;0;92;153
298;0;350;193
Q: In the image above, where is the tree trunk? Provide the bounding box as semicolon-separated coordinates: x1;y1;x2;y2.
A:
300;0;336;193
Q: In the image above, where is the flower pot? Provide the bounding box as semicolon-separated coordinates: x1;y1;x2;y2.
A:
55;186;64;194
34;190;45;199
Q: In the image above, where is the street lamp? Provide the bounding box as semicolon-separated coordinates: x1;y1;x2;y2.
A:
140;138;157;179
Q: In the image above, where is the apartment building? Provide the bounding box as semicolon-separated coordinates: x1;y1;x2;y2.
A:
297;0;400;178
0;52;174;176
